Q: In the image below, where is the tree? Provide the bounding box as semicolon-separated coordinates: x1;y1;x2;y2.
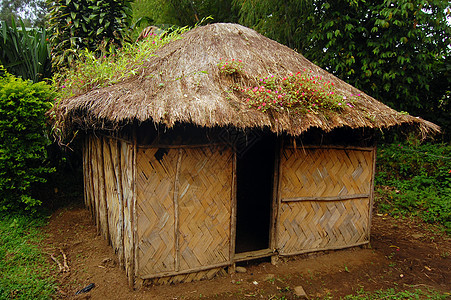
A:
0;0;48;27
236;0;450;135
132;0;238;30
47;0;133;69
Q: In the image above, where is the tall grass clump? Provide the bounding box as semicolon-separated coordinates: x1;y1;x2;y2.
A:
52;26;189;99
0;213;55;299
0;19;52;82
375;141;451;232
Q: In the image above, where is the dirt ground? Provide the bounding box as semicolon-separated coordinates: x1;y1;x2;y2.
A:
43;202;450;299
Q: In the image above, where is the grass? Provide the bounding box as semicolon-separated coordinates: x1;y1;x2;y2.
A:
342;287;449;299
0;212;55;299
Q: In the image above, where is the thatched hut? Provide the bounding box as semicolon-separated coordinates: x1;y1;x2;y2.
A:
53;23;438;287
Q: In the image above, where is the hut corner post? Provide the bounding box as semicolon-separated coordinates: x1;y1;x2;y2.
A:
131;128;142;289
367;144;377;244
271;137;282;265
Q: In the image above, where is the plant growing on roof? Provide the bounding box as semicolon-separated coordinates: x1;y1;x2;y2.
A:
236;70;359;115
217;58;243;75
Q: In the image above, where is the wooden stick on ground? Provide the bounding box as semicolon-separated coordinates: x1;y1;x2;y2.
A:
60;249;70;273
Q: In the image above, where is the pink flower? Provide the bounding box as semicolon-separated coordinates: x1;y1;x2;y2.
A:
338;102;342;105
257;106;262;109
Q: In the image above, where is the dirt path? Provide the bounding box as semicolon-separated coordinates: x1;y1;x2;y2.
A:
43;203;450;299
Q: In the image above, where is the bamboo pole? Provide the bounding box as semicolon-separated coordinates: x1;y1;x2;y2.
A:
270;137;281;251
284;145;374;152
367;146;377;240
273;138;284;257
140;261;231;280
174;148;183;272
282;194;370;202
108;139;125;267
100;137;110;245
229;152;237;262
132;128;139;288
278;241;370;257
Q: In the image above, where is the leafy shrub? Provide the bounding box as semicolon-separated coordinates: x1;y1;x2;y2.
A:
375;142;451;231
0;19;52;82
0;67;55;211
47;0;133;69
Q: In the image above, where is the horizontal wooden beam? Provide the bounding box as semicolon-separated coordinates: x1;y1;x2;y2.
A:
285;145;374;152
282;194;369;202
234;248;275;262
140;261;231;280
279;241;369;257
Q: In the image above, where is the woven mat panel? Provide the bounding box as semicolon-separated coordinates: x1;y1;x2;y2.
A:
177;147;233;270
278;198;370;254
103;138;121;254
120;141;134;279
281;148;373;198
136;148;178;275
145;268;227;285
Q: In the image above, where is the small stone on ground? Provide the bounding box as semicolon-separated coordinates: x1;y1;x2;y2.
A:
236;266;247;273
294;285;308;299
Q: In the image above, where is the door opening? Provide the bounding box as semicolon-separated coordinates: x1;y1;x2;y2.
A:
235;135;276;254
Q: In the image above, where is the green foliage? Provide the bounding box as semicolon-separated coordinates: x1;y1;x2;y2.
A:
0;68;55;211
47;0;133;69
0;212;55;299
131;0;238;37
234;0;313;50
375;142;451;231
303;0;451;135
52;27;188;99
0;19;52;82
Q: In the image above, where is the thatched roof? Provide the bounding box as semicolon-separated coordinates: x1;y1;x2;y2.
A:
54;23;439;137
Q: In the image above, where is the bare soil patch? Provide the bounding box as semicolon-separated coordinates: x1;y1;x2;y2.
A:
43;202;450;299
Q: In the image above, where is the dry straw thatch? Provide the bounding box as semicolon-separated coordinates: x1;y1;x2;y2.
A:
53;23;439;137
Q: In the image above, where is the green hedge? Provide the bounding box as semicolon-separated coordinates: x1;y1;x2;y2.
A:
0;67;55;211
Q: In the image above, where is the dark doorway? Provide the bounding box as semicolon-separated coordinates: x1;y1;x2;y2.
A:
235;134;276;254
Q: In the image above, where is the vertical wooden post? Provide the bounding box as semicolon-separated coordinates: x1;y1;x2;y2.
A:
173;148;183;272
229;152;237;266
367;145;377;240
82;136;88;209
109;139;125;267
100;137;110;245
132;128;142;289
273;137;284;260
269;136;281;252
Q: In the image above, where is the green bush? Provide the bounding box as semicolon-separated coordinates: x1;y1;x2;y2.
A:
0;67;55;211
375;142;451;231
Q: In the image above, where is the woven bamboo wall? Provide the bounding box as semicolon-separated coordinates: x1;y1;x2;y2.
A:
277;147;375;255
136;145;233;280
83;136;136;286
